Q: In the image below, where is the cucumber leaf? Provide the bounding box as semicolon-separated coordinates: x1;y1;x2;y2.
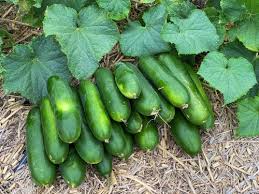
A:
220;0;246;22
2;36;71;103
120;5;170;57
198;51;256;104
43;4;119;79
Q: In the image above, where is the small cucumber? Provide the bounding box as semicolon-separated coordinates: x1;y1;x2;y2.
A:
122;132;134;159
134;118;159;151
104;122;126;157
139;56;190;108
156;93;175;124
40;97;69;164
47;76;81;143
26;108;56;186
125;111;143;134
169;111;202;157
79;79;112;142
125;63;160;116
95;67;131;122
95;152;112;177
60;148;86;188
114;62;141;99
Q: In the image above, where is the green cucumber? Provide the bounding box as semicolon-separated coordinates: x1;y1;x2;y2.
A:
139;56;189;108
114;62;141;99
60;148;86;188
95;152;112;177
104;122;126;157
40;97;69;164
79;79;112;142
125;63;160;116
26;108;56;186
158;54;210;126
134;118;159;151
125;111;143;134
122;132;134;159
95;67;131;122
169;111;202;156
156;94;175;124
47;76;81;143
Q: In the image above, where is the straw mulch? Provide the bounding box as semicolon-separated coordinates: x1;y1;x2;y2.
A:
1;2;259;194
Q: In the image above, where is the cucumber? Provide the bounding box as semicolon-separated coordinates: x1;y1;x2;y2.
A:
47;76;81;143
158;54;210;126
79;79;112;142
156;93;175;124
104;122;126;157
95;152;112;177
134;118;159;151
122;132;134;159
40;97;69;164
125;111;143;134
95;67;131;122
60;148;86;188
26;108;56;186
169;111;202;157
114;62;141;99
125;63;160;116
139;56;189;108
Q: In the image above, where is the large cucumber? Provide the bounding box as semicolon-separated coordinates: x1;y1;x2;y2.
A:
60;148;86;188
125;63;160;116
125;111;143;134
47;76;81;143
79;79;112;142
40;97;69;164
95;152;112;177
114;62;142;99
104;122;126;157
26;108;56;186
134;118;159;151
95;68;131;122
158;54;210;126
122;132;134;159
156;93;175;124
169;111;202;156
139;56;189;108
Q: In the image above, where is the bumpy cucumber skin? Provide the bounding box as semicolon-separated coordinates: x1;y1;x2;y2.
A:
95;152;112;177
156;93;175;124
79;79;112;142
47;76;81;143
104;122;126;157
114;62;142;99
125;63;160;116
169;112;202;157
26;108;56;186
60;148;86;188
40;97;69;164
125;111;143;134
139;56;190;108
158;54;210;126
122;132;134;159
134;118;159;151
95;68;131;122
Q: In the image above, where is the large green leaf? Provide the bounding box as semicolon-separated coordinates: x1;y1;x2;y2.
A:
243;0;259;14
2;36;71;103
120;5;170;57
96;0;131;21
43;4;119;79
220;0;246;22
0;37;4;75
235;96;259;137
198;51;256;104
161;9;219;54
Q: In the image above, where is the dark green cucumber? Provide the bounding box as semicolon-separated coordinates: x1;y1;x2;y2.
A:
79;79;112;142
95;68;131;122
114;62;141;99
158;54;210;126
104;122;126;157
26;108;56;186
95;152;112;177
125;63;160;116
125;111;143;134
40;97;69;164
122;132;134;159
134;118;159;151
169;111;202;156
60;148;86;188
139;56;189;108
156;93;175;124
47;76;81;143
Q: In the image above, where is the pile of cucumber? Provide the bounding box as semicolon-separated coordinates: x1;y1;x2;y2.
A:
25;53;214;187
